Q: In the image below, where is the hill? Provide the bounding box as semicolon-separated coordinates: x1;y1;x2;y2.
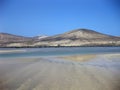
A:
0;29;120;47
35;29;120;46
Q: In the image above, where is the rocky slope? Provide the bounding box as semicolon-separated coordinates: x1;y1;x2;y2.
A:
0;29;120;47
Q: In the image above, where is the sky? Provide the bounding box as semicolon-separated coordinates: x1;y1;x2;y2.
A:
0;0;120;37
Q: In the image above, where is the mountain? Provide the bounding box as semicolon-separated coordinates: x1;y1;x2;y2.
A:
34;29;120;47
0;29;120;47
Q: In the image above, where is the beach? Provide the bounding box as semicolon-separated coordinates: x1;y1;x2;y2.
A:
0;53;120;90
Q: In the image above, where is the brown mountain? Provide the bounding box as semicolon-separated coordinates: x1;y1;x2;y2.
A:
0;29;120;47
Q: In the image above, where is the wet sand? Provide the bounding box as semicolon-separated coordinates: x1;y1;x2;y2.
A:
0;50;26;54
0;53;120;90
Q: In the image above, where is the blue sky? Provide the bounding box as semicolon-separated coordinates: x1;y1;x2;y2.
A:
0;0;120;36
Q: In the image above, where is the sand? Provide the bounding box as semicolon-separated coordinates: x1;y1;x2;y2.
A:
0;49;26;54
58;54;96;62
0;53;120;90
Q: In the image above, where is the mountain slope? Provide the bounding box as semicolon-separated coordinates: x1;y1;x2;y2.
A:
33;35;48;40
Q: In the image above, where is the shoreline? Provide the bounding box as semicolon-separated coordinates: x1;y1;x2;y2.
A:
0;46;120;48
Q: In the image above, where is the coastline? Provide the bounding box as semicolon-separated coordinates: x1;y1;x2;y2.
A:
0;46;120;48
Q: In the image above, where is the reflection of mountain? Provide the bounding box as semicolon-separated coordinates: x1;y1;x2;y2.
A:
0;29;120;47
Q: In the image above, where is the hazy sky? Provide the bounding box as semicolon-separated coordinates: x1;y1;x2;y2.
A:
0;0;120;36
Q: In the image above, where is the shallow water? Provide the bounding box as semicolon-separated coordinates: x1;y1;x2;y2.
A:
0;47;120;58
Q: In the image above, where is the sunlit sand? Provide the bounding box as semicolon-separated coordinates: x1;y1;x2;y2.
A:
59;54;96;62
0;53;120;90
